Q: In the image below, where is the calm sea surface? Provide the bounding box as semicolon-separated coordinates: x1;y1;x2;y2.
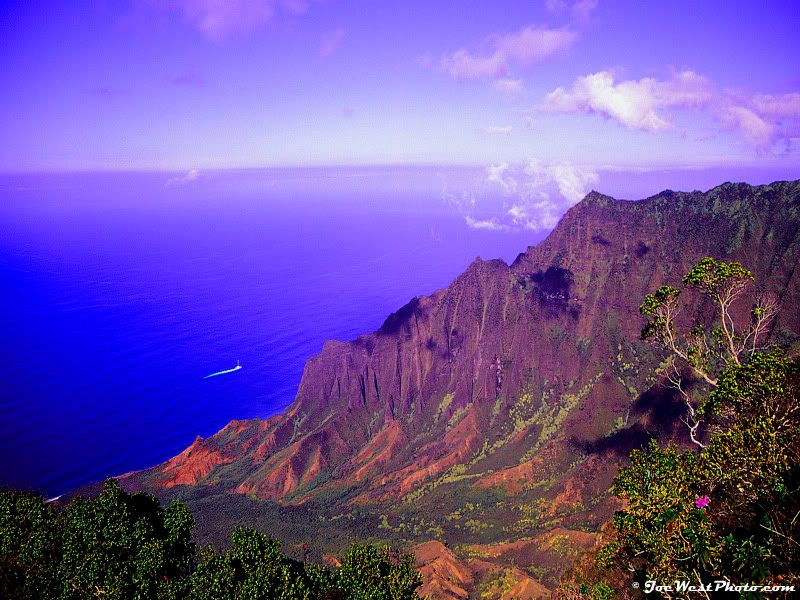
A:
0;170;537;497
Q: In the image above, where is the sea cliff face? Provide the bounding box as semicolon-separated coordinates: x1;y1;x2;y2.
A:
123;181;800;594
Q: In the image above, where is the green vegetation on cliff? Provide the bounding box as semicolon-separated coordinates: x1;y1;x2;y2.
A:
561;258;800;597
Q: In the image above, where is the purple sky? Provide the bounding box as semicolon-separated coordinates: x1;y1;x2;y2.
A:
1;1;799;229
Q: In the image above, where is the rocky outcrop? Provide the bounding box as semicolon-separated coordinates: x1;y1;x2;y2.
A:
412;540;551;600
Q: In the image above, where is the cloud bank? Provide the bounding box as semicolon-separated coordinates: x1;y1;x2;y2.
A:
455;161;598;232
541;69;800;148
439;25;577;80
542;70;712;131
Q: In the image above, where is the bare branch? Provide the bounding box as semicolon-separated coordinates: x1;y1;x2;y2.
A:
748;292;779;355
759;523;800;548
660;304;718;387
716;290;742;365
666;362;706;448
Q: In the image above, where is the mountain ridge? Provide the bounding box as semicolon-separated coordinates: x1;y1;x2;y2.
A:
117;179;800;595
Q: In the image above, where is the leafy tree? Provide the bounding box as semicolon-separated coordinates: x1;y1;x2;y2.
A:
1;480;423;599
187;528;333;600
333;544;422;600
0;479;196;599
639;257;778;446
58;480;196;599
589;259;800;595
0;488;61;599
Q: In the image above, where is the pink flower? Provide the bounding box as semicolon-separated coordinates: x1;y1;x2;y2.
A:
695;495;710;509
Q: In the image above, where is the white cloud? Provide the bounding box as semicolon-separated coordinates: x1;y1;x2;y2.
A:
506;190;562;230
150;0;309;41
441;50;506;80
546;0;599;21
439;25;576;80
750;93;800;117
166;169;200;186
541;68;800;149
715;92;800;148
571;0;599;21
485;161;599;231
442;189;476;213
492;26;577;65
719;106;774;147
440;174;477;213
486;162;517;195
492;78;524;95
465;216;506;230
520;160;598;204
542;70;712;131
484;126;513;136
443;161;599;234
546;162;599;203
320;27;346;57
521;159;552;187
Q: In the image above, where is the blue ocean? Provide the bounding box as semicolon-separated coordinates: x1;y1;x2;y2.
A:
0;168;538;497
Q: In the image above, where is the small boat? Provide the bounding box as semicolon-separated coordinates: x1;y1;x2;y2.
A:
203;360;242;379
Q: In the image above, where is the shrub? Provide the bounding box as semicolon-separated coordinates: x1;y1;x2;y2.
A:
0;481;422;599
587;259;799;595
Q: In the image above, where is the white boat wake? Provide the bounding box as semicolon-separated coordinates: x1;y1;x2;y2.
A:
203;360;242;379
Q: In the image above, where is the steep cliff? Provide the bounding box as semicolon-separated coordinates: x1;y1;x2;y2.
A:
123;180;800;594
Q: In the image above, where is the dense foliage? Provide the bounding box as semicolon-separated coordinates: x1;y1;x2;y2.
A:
562;258;799;597
0;480;421;599
598;350;799;591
